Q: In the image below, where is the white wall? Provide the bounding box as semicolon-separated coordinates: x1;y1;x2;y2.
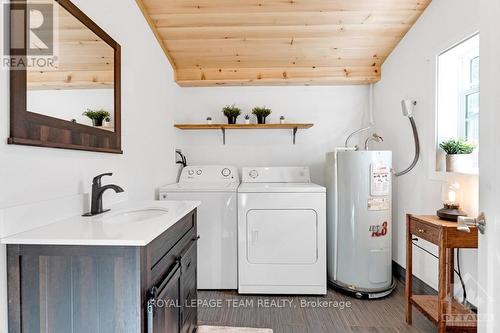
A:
373;0;479;303
0;0;180;330
174;86;370;185
1;0;482;329
27;89;114;126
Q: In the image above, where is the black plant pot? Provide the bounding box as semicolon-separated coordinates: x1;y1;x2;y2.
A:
256;115;267;124
92;118;104;127
226;116;237;124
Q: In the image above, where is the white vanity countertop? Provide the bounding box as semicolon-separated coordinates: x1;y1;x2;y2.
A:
1;200;200;246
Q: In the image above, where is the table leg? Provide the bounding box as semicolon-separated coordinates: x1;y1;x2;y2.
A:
447;248;455;300
438;239;447;333
405;215;413;325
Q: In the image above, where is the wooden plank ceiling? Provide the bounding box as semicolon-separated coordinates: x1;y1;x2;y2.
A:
136;0;431;86
28;1;114;90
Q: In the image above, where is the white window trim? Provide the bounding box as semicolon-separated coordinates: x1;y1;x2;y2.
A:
429;32;480;181
458;51;480;141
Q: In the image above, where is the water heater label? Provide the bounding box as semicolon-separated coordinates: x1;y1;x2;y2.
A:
369;221;388;237
370;164;390;196
368;197;390;211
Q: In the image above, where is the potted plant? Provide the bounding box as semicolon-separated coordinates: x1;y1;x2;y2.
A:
103;116;112;127
82;108;110;127
244;115;251;124
206;117;213;125
280;116;285;124
252;106;272;124
222;104;241;124
439;139;476;172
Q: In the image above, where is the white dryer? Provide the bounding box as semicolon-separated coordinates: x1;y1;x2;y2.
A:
238;167;326;295
160;165;239;289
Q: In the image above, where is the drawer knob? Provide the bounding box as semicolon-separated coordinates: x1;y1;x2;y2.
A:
418;229;425;233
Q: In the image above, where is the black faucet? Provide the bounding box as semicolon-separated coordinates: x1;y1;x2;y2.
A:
176;150;187;167
83;173;124;216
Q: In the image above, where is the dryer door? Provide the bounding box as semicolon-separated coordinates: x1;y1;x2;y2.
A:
238;192;326;294
246;209;318;264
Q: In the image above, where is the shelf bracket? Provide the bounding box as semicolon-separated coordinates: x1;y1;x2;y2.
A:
221;128;226;145
292;127;298;144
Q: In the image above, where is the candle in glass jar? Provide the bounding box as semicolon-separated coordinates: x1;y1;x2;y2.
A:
448;189;457;204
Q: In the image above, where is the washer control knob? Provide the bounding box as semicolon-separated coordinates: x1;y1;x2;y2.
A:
221;168;231;177
249;169;259;179
196;169;202;175
188;170;194;176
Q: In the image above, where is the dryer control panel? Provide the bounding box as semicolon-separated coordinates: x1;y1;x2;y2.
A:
179;165;239;183
241;167;311;183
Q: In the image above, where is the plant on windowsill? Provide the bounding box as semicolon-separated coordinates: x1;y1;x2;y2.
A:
439;139;476;173
82;109;111;127
103;116;112;128
222;104;241;124
244;114;251;124
252;106;272;124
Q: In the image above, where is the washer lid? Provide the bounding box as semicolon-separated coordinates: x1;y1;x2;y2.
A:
237;182;325;193
160;182;239;193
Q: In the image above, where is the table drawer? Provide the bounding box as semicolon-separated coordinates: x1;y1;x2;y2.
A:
410;219;440;244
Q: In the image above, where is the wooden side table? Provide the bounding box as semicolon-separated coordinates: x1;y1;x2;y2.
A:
406;215;478;333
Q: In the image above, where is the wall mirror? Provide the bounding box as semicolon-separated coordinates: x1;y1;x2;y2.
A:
9;0;122;153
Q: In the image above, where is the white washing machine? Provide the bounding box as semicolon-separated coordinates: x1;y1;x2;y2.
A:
237;167;327;295
159;165;239;289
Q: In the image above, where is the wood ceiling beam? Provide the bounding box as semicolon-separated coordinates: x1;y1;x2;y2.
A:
172;46;389;57
157;24;410;40
144;0;429;14
165;37;401;54
27;70;114;90
175;56;385;69
150;10;423;28
176;65;380;86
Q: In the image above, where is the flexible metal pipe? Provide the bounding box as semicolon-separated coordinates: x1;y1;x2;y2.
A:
394;116;420;176
364;133;384;150
344;126;371;149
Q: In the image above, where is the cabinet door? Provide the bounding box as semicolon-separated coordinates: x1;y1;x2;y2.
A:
180;237;198;333
7;247;141;333
147;263;182;333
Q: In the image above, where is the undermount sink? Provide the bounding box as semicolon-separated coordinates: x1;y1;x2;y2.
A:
103;208;169;224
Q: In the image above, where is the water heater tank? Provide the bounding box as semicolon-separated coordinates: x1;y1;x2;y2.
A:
326;150;395;299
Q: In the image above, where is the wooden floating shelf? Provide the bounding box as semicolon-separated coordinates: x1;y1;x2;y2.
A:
174;123;313;130
174;123;314;144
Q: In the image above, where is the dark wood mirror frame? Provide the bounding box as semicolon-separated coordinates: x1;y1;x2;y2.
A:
8;0;122;154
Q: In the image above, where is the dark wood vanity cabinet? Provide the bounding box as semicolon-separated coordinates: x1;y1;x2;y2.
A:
147;233;197;333
7;210;198;333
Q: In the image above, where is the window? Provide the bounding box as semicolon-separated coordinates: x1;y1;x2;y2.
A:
436;34;480;173
459;51;480;143
465;91;479;142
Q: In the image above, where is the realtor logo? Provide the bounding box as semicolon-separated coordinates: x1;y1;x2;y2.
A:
3;1;58;69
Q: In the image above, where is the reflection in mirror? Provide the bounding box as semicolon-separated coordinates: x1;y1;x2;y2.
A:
26;0;115;132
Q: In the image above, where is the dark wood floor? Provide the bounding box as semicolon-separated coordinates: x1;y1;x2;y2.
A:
198;282;436;333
